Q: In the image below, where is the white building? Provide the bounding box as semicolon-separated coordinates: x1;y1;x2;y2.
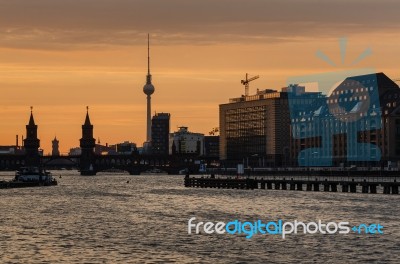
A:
169;127;204;155
0;146;16;154
69;147;82;156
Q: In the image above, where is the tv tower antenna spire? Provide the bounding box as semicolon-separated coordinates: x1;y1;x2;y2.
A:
143;34;155;142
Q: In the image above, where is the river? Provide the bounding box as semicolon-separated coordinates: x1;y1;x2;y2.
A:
0;171;399;263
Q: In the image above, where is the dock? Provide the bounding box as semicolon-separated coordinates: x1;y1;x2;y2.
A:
184;175;400;194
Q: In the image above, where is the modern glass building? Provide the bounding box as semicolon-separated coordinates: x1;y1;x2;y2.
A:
290;72;400;167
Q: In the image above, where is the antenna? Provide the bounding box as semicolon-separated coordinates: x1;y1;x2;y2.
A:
145;33;152;85
147;33;150;75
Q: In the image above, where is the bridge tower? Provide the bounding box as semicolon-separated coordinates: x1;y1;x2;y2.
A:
24;107;40;167
52;136;60;156
79;107;96;175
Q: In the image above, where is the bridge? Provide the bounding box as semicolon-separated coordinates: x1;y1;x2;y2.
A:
89;154;193;175
0;108;218;175
0;153;217;175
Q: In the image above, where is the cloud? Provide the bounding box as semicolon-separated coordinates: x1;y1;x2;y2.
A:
0;0;399;49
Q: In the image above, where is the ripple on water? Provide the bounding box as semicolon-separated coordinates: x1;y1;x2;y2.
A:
0;172;399;263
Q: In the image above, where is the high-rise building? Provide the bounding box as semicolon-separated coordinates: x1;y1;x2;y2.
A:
220;89;288;167
151;113;170;155
204;136;219;157
219;87;321;167
169;127;204;155
143;34;155;145
52;136;60;156
290;72;400;167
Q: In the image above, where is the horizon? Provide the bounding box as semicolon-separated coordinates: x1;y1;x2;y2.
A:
1;0;400;153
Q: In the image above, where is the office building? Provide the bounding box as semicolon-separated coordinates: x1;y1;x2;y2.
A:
204;136;219;157
290;72;400;167
220;89;287;166
151;113;170;155
169;127;204;155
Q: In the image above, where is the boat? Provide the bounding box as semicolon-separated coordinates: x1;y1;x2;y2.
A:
179;168;189;175
14;167;58;186
143;168;165;174
79;164;96;176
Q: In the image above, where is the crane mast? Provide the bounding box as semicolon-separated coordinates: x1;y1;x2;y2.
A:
241;73;259;96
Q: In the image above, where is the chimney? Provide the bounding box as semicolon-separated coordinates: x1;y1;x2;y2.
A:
16;135;19;147
22;135;24;147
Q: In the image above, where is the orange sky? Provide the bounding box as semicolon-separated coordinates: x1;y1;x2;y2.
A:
0;0;399;154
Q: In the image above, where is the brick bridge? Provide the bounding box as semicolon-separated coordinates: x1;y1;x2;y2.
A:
0;108;217;175
0;153;216;175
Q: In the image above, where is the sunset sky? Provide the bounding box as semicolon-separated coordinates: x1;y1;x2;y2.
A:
0;0;400;154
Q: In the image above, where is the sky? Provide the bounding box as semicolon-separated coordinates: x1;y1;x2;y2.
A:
0;0;400;154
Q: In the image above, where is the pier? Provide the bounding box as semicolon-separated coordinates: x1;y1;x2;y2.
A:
184;175;400;194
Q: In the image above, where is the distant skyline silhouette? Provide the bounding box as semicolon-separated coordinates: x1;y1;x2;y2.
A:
0;0;399;153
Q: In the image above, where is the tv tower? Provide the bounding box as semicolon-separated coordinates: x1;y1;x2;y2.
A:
143;34;155;143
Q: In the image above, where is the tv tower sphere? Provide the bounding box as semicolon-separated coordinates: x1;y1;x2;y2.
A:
143;82;154;95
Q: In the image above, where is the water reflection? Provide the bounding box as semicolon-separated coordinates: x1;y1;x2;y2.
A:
0;171;399;263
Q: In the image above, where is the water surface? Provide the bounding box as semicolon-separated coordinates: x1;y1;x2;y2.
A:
0;171;399;263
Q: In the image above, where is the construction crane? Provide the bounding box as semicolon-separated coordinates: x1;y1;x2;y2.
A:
241;73;259;96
